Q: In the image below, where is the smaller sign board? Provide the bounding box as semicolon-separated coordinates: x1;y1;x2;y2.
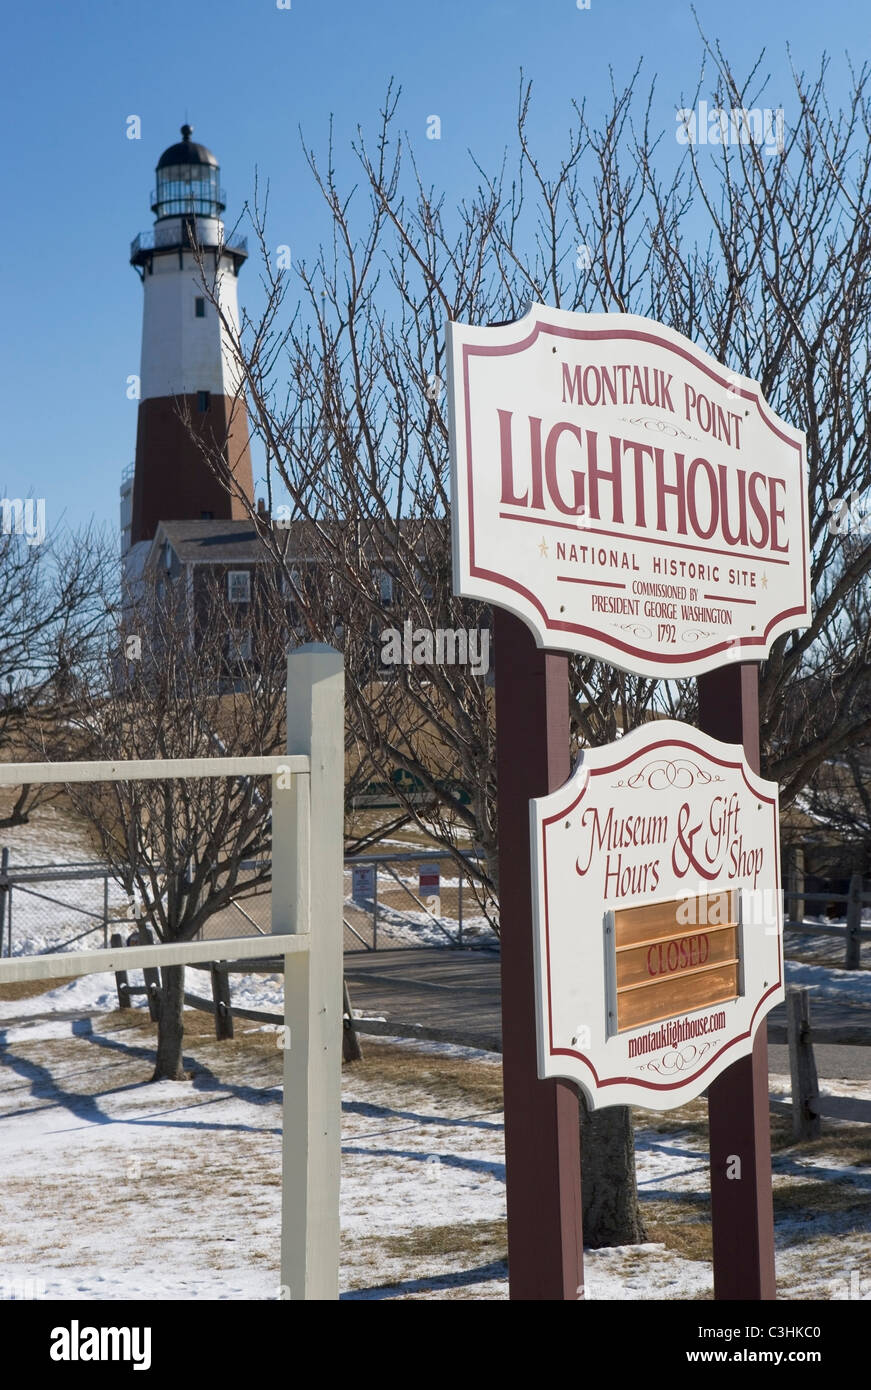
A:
530;720;783;1110
351;865;375;904
419;865;440;901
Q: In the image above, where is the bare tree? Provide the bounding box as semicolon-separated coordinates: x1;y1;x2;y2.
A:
200;49;871;862
798;753;871;880
0;520;113;826
188;44;871;1241
58;567;289;1080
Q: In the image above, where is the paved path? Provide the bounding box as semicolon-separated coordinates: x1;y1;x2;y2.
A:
344;948;503;1052
344;946;871;1080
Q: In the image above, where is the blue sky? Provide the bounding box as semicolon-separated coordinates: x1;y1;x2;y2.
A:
0;0;863;540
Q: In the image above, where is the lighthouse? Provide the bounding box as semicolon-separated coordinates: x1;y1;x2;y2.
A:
123;124;254;570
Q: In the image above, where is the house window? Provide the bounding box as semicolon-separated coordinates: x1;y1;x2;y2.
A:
195;297;206;318
416;565;434;602
197;390;211;412
227;570;251;604
376;568;394;606
228;632;252;663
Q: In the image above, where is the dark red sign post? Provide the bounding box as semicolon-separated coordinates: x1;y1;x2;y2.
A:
494;607;584;1300
699;663;777;1300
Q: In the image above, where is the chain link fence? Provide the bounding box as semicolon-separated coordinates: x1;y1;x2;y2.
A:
0;859;130;958
342;852;496;952
0;848;496;957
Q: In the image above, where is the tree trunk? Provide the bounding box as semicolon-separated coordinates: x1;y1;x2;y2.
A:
579;1099;648;1247
152;963;186;1081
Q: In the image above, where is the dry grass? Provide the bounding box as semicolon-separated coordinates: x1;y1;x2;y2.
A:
6;1035;157;1094
773;1178;871;1220
379;1217;506;1262
636;1097;708;1137
770;1117;871;1166
86;1007;287;1083
0;785;104;856
643;1197;712;1263
0;1004;286;1098
639;1097;871;1171
341;1218;508;1300
0;978;74;1002
346;1039;502;1110
787;949;871;972
344;806;476;855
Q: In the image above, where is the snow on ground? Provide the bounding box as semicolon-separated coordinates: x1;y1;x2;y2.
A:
582;1246;711;1301
0;1006;513;1300
0;989;869;1300
782;915;871;969
0;974;121;1019
0;812;868;1299
1;809;131;960
785;959;871;1005
0;1019;281;1298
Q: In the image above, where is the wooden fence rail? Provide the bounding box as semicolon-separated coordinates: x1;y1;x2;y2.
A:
768;985;871;1134
113;947;871;1131
782;872;869;969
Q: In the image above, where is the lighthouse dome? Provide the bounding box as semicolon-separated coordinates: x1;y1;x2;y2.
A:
152;125;225;221
157;123;218;169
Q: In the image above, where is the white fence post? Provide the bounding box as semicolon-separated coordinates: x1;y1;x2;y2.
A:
279;644;343;1301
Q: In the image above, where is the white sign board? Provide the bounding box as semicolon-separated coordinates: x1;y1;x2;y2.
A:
530;720;783;1110
351;864;375;903
447;303;811;678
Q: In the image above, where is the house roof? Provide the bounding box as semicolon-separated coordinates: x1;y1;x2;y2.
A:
146;515;446;569
150;520;271;566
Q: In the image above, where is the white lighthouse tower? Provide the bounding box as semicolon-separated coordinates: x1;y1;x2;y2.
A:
123;124;254;572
